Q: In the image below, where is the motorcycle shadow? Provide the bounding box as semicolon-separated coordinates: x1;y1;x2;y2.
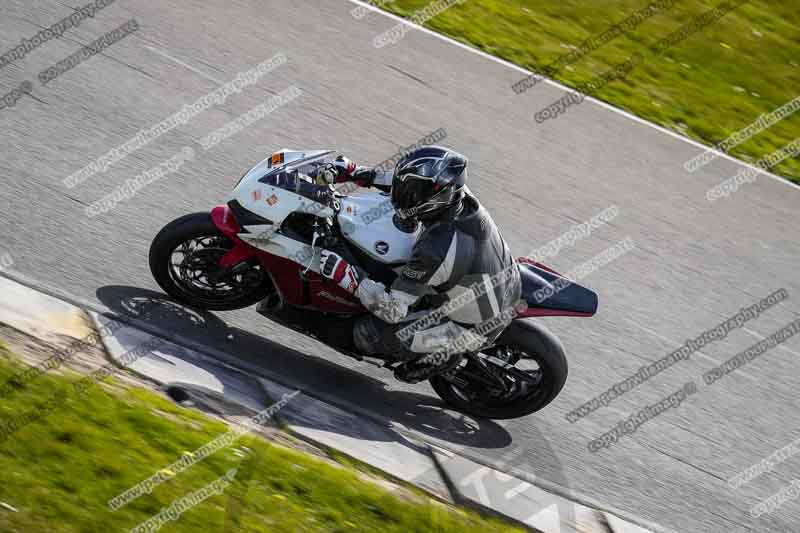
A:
95;285;513;450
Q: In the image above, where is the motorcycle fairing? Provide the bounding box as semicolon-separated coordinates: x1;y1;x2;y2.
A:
337;193;421;265
211;205;363;313
517;259;598;317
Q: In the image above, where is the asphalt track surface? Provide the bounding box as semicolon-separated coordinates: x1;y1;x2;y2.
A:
0;1;798;531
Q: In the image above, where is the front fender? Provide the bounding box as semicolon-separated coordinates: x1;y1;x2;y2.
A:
210;205;257;268
211;205;241;239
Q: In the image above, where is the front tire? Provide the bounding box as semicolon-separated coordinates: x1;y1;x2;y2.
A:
430;319;568;419
149;212;272;311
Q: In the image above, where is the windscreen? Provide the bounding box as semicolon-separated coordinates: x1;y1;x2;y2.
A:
258;150;336;186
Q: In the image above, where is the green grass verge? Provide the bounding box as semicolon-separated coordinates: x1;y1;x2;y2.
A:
0;342;522;532
377;0;800;182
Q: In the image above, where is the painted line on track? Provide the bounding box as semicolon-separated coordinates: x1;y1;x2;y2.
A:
346;0;800;193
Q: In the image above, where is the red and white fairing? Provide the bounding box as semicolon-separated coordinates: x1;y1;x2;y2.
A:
227;149;419;272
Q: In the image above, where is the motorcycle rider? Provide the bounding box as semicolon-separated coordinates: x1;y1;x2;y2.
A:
318;146;522;383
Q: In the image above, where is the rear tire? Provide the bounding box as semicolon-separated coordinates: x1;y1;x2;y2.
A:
149;212;272;311
430;319;568;419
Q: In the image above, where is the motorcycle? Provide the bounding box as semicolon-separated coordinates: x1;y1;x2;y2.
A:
149;149;598;419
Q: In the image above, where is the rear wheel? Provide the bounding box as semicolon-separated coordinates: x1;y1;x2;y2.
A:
430;319;567;419
149;212;272;310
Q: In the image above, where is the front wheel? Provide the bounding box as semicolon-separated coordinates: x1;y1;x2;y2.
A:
430;319;568;419
149;212;272;311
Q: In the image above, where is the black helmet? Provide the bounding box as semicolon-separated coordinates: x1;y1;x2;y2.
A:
391;146;467;221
